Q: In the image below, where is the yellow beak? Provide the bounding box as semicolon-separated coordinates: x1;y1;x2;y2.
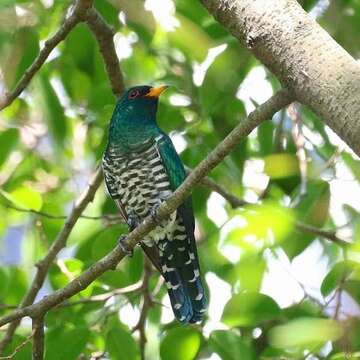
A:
145;85;169;98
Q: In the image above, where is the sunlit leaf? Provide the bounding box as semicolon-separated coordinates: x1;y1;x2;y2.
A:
0;186;42;211
330;353;360;360
264;153;300;179
269;318;343;349
225;202;294;252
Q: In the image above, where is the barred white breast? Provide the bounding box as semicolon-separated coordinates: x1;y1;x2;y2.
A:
102;136;186;249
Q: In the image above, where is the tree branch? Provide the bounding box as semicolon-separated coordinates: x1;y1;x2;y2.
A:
0;0;126;349
32;317;44;360
197;172;249;208
84;8;124;97
133;260;153;360
194;169;349;247
0;0;92;111
0;168;103;353
0;88;293;329
0;331;33;360
2;201;124;224
200;0;360;156
295;222;348;247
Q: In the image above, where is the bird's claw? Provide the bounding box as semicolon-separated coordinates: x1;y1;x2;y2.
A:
118;235;133;257
150;204;162;225
127;211;140;231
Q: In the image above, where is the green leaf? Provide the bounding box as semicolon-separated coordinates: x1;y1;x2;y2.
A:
45;326;90;360
269;318;343;349
282;179;330;258
160;327;201;360
106;325;140;360
36;73;67;146
49;258;84;290
330;353;360;360
13;30;39;86
1;186;43;211
264;153;300;179
3;267;28;305
225;202;294;252
0;128;18;168
2;334;32;360
222;292;280;327
0;267;9;303
168;14;214;62
321;260;360;297
209;330;254;360
229;255;266;291
343;152;360;182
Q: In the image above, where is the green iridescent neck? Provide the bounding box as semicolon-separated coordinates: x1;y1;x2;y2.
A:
107;95;161;152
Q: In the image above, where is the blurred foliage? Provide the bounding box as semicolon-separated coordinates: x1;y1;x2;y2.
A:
0;0;360;359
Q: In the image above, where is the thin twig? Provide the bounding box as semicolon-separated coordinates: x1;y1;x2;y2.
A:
0;331;34;360
295;222;348;247
199;174;248;208
2;202;123;223
0;168;103;353
0;0;125;353
0;89;293;329
32;317;44;360
56;280;143;308
0;0;91;111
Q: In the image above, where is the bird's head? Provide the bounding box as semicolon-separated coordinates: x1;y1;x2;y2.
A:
114;85;168;123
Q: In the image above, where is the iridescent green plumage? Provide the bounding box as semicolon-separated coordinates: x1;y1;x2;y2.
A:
102;85;207;323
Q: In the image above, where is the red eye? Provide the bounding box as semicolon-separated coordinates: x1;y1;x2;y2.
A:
129;90;140;99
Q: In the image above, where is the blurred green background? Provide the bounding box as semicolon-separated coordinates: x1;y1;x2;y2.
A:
1;0;360;359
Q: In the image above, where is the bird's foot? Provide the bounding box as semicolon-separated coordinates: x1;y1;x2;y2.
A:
127;211;141;231
150;203;162;225
118;235;133;257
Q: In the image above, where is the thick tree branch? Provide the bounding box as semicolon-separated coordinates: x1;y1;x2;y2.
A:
0;88;293;329
200;0;360;156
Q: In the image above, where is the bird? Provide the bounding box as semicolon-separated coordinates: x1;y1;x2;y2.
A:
102;85;207;324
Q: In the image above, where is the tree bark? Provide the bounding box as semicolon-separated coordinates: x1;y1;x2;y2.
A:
200;0;360;156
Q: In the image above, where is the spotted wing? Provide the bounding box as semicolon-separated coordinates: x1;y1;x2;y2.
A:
155;133;207;323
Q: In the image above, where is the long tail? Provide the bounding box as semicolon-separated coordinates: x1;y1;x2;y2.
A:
161;238;207;324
